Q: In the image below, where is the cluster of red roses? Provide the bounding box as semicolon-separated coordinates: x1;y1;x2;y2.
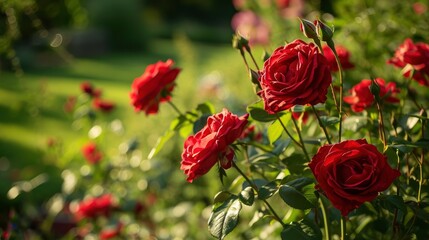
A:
128;20;428;239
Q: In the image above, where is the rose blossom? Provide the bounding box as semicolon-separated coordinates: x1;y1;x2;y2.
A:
343;78;400;112
258;39;332;114
309;139;400;216
181;109;249;182
81;142;103;164
75;194;116;219
322;45;354;72
387;38;429;86
130;59;181;114
80;82;102;98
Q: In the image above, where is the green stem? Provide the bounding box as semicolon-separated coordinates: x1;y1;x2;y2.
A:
275;113;302;148
291;113;310;161
375;101;387;149
246;49;260;71
331;47;344;142
319;198;330;240
311;105;332;144
233;161;286;227
341;216;347;240
167;101;183;116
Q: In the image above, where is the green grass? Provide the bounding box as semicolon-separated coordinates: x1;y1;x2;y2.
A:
0;38;258;189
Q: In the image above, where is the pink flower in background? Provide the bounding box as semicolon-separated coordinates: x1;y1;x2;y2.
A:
93;98;115;113
231;11;271;46
322;45;355;72
276;0;305;18
343;78;400;112
387;38;429;86
130;59;181;115
75;194;116;219
181;109;248;182
81;142;103;164
413;2;427;15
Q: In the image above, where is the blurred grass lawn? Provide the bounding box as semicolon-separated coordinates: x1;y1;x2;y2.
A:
0;38;258;190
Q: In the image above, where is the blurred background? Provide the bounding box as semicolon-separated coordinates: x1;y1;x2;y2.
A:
0;0;428;238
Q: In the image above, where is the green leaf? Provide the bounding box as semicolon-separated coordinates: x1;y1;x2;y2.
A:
193;114;210;134
208;195;242;240
197;102;215;115
258;180;279;200
378;195;406;214
247;101;281;122
319;116;340;127
239;187;254;206
213;191;232;204
282;154;307;175
281;219;322;240
388;137;429;153
148;130;175;159
272;138;291;156
268;120;284;144
279;178;316;209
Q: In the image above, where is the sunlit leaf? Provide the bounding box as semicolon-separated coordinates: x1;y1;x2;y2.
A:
247;101;282;122
147;130;175;159
239;187;254;206
208;195;242;240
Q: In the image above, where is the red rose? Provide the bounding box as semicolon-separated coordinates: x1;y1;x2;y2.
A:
80;82;102;98
81;142;103;164
309;139;400;216
93;98;115;113
343;78;400;112
322;45;354;72
75;194;116;219
181;109;249;182
387;38;429;86
130;59;180;115
258;40;332;114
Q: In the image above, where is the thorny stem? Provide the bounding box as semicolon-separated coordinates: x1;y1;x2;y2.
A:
275;113;302;148
291;113;310;161
232;161;286;227
311;105;332;144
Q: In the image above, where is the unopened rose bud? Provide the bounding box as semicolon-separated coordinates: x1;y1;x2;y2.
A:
315;20;334;42
299;18;318;40
232;34;250;53
369;79;381;102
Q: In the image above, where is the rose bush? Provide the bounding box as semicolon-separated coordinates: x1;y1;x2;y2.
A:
257;39;332;113
309;139;401;216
